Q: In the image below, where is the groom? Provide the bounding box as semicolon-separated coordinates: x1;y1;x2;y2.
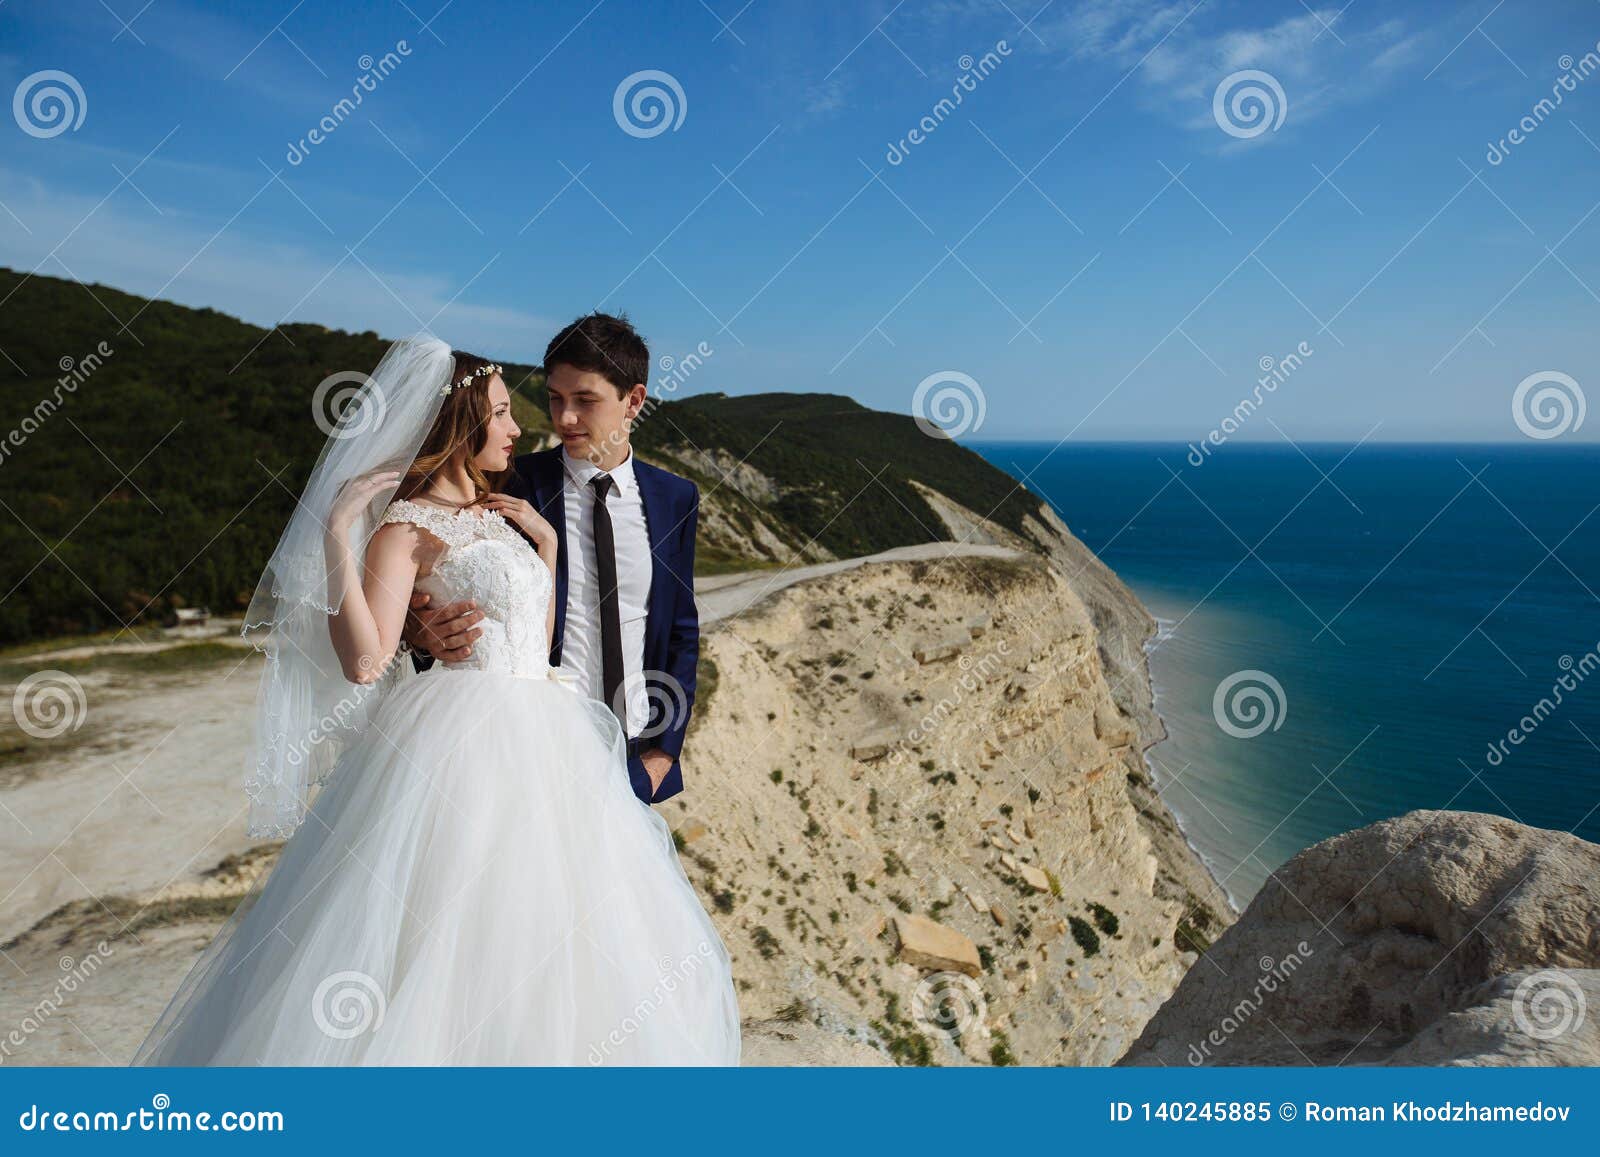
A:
406;313;701;805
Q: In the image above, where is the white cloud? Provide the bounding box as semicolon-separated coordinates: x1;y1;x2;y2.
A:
1035;1;1421;139
0;168;559;361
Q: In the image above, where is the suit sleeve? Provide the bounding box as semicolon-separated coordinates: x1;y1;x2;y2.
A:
657;485;700;760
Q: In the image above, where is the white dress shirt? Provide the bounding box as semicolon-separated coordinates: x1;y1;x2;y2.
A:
556;446;653;740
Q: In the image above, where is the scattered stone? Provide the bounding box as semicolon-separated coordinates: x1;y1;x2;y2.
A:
1019;864;1051;894
890;913;982;978
913;638;966;664
849;734;897;762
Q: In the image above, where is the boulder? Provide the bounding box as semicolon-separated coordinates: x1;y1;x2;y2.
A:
1119;812;1600;1067
1387;969;1600;1066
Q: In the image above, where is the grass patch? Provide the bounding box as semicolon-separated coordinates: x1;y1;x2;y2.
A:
989;1029;1018;1066
0;624;171;661
750;925;781;958
1088;901;1119;936
0;640;250;682
1175;893;1220;956
694;548;787;577
692;654;719;721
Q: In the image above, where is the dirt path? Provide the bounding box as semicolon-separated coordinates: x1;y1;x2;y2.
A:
0;653;267;952
698;542;1022;625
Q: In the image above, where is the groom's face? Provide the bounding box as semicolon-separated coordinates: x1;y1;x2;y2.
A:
546;364;641;466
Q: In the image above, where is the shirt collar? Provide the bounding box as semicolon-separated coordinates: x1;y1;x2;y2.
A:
561;443;637;497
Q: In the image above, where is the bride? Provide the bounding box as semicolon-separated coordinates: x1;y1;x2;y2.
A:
133;336;740;1065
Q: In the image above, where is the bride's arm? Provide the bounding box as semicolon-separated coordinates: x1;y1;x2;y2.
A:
325;473;420;683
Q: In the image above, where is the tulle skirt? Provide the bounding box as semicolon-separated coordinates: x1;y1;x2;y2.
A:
133;667;741;1066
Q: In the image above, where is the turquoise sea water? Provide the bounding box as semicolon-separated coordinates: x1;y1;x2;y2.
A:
970;441;1600;906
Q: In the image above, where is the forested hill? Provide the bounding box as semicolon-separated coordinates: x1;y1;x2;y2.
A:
0;269;1048;644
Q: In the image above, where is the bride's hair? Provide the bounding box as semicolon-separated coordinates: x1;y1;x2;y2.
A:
396;349;506;503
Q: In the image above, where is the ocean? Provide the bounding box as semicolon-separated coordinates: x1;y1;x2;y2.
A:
970;441;1600;908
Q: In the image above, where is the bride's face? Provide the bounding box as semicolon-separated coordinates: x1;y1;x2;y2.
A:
471;375;520;472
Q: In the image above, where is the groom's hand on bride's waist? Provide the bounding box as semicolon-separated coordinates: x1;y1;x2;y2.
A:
405;594;483;662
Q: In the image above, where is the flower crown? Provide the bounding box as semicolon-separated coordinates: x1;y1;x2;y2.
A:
440;362;503;397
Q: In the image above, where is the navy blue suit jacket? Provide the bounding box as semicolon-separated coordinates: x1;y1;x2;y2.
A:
505;446;700;804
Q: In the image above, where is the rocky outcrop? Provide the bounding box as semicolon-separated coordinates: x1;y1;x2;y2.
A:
910;479;1233;945
652;446;834;568
670;533;1233;1064
1119;811;1600;1066
1384;969;1600;1066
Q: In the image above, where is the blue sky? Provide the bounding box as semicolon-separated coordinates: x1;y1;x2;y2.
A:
2;0;1597;441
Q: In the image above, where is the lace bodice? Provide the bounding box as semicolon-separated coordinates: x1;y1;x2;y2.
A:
382;499;553;678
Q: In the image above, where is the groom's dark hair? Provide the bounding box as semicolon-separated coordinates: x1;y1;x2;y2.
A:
542;312;649;397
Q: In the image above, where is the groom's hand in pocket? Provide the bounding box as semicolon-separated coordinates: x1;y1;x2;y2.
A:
405;593;483;661
640;748;673;796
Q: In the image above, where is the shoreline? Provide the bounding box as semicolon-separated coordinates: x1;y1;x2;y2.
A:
1138;612;1243;916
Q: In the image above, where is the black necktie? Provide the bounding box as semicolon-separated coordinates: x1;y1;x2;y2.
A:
590;474;627;734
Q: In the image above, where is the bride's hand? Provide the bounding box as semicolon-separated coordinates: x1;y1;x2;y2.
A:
484;493;556;549
329;471;401;534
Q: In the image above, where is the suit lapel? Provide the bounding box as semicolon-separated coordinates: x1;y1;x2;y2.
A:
634;462;670;665
518;450;569;666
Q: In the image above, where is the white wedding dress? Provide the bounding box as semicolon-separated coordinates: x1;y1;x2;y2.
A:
134;499;740;1066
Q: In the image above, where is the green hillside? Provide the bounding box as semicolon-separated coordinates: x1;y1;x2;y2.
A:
0;270;1045;644
632;391;1044;558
